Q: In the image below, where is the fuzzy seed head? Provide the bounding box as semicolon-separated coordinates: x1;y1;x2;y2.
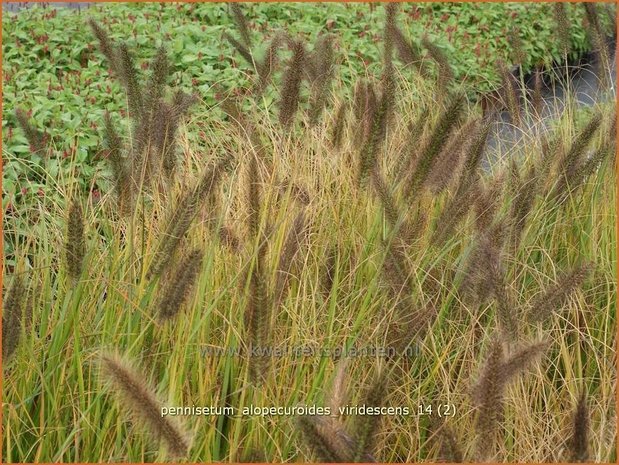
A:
66;200;85;282
279;39;306;129
157;249;204;321
100;354;190;458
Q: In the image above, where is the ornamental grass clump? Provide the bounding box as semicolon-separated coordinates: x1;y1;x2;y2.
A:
90;20;197;210
2;2;616;462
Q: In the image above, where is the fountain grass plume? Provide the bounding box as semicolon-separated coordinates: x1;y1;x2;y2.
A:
472;336;548;461
353;80;369;122
297;360;376;462
171;90;200;117
474;172;505;233
66;199;85;282
568;391;590;462
472;337;504;462
274;210;308;308
296;414;341;462
430;119;490;244
297;414;374;462
371;167;403;232
460;222;506;307
279;39;306;129
353;81;378;143
422;37;454;98
99;353;190;458
15;108;48;156
91;22;194;191
493;281;520;342
147;157;230;280
553;3;571;55
391;299;438;357
219;225;241;252
224;32;253;66
508;162;538;249
527;262;593;324
537;134;567;203
230;2;252;50
381;240;412;302
436;423;464;463
583;3;611;92
427;118;478;195
246;240;272;384
157;249;204;321
243;143;270;384
307;34;335;125
383;2;397;69
499;340;548;382
115;42;144;120
330;100;348;150
357;97;386;187
153;91;198;178
246;155;261;239
405;93;465;198
398;105;429;176
362;82;377;139
357;52;396;187
2;275;27;363
88;19;119;74
137;45;171;179
498;60;521;127
144;90;196;183
552;111;602;202
103;112;133;215
460;118;491;182
376;4;397;141
327;357;350;418
430;177;478;246
389;21;425;76
354;3;397;158
391;26;417;66
144;46;169;117
152;101;177;177
224;2;254;67
256;34;283;95
575;140;615;187
352;371;388;461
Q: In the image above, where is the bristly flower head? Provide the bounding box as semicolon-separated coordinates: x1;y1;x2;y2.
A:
568;391;590;462
99;353;191;458
157;249;204;321
2;275;27;362
279;39;306;129
66;199;85;282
